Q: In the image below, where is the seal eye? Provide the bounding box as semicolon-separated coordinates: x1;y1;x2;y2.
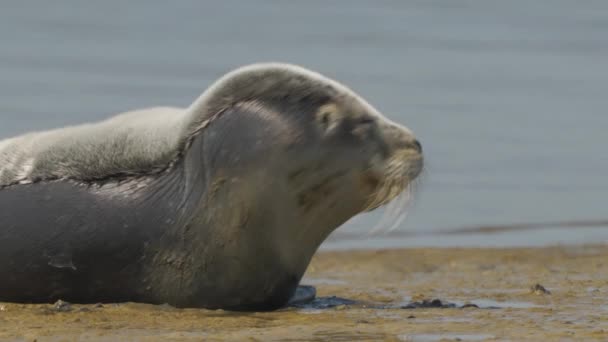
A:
358;117;374;125
352;117;375;139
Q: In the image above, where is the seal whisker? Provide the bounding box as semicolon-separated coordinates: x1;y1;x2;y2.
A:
378;183;407;235
368;190;398;236
366;157;418;236
367;173;401;235
385;186;412;235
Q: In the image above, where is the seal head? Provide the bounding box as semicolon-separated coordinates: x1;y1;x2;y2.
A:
160;63;424;309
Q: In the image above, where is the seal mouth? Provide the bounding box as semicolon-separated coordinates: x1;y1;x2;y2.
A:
361;152;423;212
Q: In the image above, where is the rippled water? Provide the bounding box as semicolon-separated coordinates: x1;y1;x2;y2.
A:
1;1;607;247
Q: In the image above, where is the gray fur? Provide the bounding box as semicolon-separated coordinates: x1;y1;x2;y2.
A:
0;63;364;187
0;107;187;185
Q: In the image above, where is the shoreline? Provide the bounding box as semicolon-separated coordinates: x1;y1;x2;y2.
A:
322;226;608;250
1;244;606;341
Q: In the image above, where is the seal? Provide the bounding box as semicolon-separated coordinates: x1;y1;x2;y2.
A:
0;63;423;310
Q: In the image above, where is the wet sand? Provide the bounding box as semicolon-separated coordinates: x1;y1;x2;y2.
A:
1;245;607;341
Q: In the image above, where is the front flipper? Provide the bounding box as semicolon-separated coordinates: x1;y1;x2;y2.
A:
286;285;317;306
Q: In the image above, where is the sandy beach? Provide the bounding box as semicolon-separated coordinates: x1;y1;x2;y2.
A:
1;1;607;341
1;244;606;341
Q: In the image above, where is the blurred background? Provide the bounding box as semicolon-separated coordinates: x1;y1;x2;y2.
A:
1;1;606;248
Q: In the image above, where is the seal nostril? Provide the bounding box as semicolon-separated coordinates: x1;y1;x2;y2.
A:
412;139;422;153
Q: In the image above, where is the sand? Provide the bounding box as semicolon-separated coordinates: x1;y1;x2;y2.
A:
0;245;606;341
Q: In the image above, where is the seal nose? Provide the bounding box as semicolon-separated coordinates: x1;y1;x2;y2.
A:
412;139;422;153
397;138;422;154
384;122;422;154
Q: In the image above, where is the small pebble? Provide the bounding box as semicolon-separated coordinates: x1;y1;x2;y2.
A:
531;283;551;295
53;299;72;312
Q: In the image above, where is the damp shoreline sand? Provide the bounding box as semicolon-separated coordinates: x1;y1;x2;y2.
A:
1;244;607;341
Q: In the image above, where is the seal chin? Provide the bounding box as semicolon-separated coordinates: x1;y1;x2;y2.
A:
404;154;424;180
361;148;423;212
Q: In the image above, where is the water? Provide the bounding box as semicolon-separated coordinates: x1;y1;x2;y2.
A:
1;1;607;247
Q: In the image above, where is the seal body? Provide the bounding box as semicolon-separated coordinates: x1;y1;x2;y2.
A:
0;63;423;310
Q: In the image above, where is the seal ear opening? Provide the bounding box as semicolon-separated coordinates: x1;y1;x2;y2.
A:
315;104;342;135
